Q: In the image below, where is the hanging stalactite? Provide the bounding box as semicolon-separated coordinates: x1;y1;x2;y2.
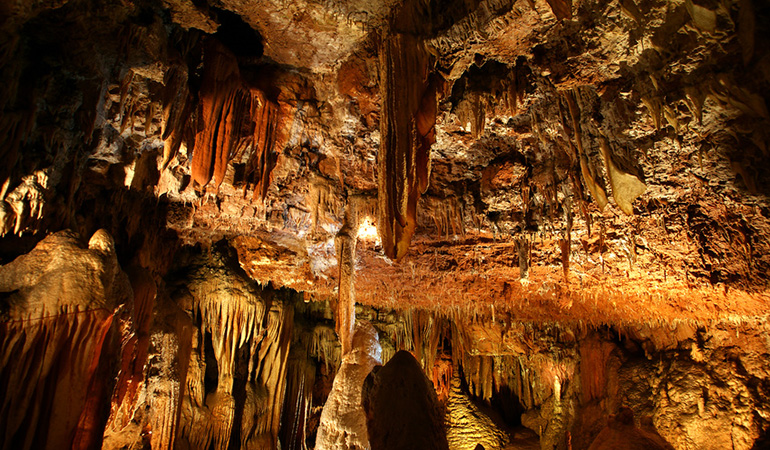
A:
377;32;441;261
190;38;280;198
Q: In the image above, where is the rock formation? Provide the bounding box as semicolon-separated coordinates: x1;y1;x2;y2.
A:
362;350;450;450
316;321;382;450
0;230;131;450
1;0;770;449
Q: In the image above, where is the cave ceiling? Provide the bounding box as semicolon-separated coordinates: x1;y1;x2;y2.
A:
1;0;769;322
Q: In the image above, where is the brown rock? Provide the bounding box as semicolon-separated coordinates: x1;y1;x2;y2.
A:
363;350;450;450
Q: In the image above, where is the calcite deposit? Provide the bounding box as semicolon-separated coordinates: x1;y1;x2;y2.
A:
1;0;770;449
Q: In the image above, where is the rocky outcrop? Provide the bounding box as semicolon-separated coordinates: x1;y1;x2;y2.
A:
0;230;131;450
363;350;450;450
587;408;672;450
172;246;294;450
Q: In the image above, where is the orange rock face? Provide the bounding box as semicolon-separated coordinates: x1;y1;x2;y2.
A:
0;231;131;450
190;39;280;197
1;0;770;449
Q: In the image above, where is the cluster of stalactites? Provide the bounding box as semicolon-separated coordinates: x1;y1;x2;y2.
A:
180;283;293;450
378;33;441;261
193;290;268;390
184;39;279;198
562;88;646;216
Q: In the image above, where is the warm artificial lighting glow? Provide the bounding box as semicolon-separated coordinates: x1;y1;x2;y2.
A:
357;215;380;245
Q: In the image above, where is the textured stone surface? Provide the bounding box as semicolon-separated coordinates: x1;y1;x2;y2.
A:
0;230;131;450
1;0;769;448
363;350;450;450
316;321;381;450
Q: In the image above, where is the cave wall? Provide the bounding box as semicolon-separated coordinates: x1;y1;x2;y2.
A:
2;0;769;299
1;0;769;449
2;231;768;450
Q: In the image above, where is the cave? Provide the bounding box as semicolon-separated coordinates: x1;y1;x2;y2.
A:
1;0;769;449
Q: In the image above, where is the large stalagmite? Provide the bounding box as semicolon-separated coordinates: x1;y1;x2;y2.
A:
316;322;382;450
0;230;131;450
362;350;450;450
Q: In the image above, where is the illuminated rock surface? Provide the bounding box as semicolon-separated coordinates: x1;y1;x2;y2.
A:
1;0;770;449
316;321;381;450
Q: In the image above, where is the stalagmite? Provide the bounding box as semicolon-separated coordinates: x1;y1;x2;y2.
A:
316;321;382;450
362;350;449;450
0;230;131;450
445;376;508;450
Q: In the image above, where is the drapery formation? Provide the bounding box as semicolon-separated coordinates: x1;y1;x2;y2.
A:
378;33;440;260
190;39;279;198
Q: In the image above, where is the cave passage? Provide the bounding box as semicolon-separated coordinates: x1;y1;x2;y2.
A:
1;0;770;449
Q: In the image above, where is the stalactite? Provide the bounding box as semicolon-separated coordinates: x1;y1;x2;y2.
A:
432;356;453;404
517;236;530;280
561;195;572;278
640;96;663;130
546;0;572;20
309;175;344;235
424;195;465;238
335;200;359;356
245;303;294;449
456;91;485;138
311;324;342;369
684;86;705;124
245;90;279;200
578;337;615;403
178;251;294;450
0;311;115;450
599;137;646;215
378;32;439;261
190;39;280;197
564;89;608;210
160;64;193;169
145;313;193;450
280;353;316;450
407;309;444;373
191;39;245;189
